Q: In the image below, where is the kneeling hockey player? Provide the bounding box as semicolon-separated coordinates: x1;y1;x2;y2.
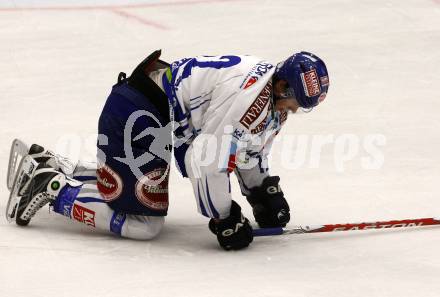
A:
7;50;329;250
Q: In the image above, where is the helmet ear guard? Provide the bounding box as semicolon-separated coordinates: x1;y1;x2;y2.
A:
274;51;329;109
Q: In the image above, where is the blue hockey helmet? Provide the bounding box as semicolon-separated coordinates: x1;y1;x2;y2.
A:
274;51;329;109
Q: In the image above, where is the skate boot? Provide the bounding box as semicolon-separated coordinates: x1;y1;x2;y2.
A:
28;143;53;163
27;144;75;176
16;163;67;226
7;140;75;192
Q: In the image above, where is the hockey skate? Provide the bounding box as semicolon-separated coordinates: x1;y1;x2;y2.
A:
6;139;78;224
7;157;66;226
7;139;75;191
7;139;57;190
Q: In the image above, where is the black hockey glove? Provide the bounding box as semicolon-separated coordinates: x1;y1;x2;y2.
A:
246;176;290;228
208;201;253;251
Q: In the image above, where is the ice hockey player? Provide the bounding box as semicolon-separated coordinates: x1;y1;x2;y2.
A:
9;50;329;250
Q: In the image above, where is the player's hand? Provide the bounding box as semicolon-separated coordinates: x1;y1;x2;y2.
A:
208;201;253;250
246;176;290;228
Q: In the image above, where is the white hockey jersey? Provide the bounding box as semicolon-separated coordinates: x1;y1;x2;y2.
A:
160;55;288;219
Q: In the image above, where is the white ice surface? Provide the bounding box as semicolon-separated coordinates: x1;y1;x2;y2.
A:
1;0;440;296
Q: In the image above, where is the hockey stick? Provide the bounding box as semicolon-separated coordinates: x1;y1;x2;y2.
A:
253;217;440;236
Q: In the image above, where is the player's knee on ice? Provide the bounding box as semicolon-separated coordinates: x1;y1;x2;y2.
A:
122;215;165;240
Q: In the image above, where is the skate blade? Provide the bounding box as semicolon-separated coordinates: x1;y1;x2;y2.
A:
6;155;38;223
7;139;29;190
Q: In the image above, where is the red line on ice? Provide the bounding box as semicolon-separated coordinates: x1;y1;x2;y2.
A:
0;0;238;12
110;9;170;30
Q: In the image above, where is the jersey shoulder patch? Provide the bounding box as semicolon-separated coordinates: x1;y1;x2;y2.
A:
239;60;275;90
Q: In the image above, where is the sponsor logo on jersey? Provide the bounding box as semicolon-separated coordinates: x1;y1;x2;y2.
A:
72;204;96;227
240;81;272;129
251;119;266;134
244;77;258;89
97;164;123;202
135;168;169;211
251;101;277;134
240;62;274;89
301;69;321;97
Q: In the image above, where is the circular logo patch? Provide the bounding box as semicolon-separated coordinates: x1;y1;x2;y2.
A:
135;168;169;211
51;181;60;191
97;164;123;201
